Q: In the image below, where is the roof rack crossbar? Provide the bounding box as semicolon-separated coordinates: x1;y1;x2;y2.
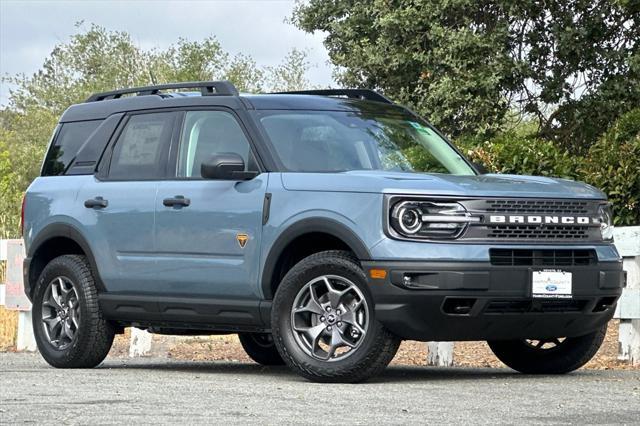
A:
275;89;393;104
85;81;239;102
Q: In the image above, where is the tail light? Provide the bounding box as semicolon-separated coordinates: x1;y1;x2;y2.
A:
21;194;26;236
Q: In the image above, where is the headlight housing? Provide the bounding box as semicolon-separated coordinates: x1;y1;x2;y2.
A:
597;204;614;241
389;199;478;240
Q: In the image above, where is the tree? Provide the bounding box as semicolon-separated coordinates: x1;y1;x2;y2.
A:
0;24;313;238
293;0;640;151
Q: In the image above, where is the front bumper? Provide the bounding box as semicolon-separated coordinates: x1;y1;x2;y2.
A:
362;260;624;341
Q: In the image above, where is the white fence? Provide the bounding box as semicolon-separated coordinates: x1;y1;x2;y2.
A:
2;229;639;364
0;239;36;351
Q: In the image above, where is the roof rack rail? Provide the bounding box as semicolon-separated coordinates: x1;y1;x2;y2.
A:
85;81;239;102
275;89;393;104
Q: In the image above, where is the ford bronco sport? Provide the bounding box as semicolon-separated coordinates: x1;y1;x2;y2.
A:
23;81;624;382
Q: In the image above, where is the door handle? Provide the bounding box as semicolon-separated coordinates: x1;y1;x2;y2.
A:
84;196;108;209
163;195;191;207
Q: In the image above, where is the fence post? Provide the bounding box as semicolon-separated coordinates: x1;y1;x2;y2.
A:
614;226;640;365
427;341;454;366
129;328;153;357
0;239;36;351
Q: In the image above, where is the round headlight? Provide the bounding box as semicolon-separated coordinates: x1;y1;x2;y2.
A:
397;205;422;234
389;199;474;239
598;204;614;241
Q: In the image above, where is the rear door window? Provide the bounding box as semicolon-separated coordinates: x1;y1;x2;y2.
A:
42;120;102;176
108;112;176;180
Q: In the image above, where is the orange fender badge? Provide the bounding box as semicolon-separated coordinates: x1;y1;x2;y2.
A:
236;233;249;248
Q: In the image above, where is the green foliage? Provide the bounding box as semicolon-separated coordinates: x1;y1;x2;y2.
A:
294;0;640;150
459;132;579;180
0;24;313;238
579;109;640;226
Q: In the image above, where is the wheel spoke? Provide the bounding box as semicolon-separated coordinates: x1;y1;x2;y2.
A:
43;316;61;333
57;278;70;303
323;277;347;308
64;322;75;340
297;323;325;341
336;327;356;348
294;289;325;315
341;310;365;335
49;286;63;310
70;311;79;329
52;320;64;343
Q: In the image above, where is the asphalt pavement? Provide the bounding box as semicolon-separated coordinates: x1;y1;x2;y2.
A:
1;353;639;424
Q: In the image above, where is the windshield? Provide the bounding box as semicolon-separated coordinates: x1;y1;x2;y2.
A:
258;110;475;175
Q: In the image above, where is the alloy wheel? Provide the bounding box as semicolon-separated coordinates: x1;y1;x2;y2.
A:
290;274;368;362
41;276;80;350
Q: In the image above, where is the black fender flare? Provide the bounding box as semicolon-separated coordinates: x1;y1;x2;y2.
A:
26;223;105;296
261;217;371;299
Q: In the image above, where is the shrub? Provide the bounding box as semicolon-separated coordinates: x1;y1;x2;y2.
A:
458;132;579;179
579;109;640;226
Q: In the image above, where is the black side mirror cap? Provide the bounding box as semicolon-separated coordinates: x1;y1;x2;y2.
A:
472;162;489;174
201;153;258;180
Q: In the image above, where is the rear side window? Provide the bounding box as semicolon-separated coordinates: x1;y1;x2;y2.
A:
42;120;102;176
108;112;175;180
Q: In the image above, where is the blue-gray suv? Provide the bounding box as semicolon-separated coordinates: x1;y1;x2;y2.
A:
22;81;624;382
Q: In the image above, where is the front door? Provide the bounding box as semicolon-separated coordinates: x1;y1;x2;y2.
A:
154;110;266;300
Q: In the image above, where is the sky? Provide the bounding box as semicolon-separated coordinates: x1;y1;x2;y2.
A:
0;0;334;105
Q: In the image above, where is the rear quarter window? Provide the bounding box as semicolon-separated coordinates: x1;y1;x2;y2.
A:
42;120;102;176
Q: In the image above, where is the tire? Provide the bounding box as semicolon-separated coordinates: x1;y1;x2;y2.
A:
32;255;115;368
271;250;400;383
487;325;607;374
238;333;285;366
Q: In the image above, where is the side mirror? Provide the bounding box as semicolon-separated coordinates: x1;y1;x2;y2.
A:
201;153;258;180
472;162;489;175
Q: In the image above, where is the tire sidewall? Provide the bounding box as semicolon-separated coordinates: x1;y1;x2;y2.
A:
32;257;92;366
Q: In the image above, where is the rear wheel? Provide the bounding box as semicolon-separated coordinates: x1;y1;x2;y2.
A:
487;325;607;374
272;250;400;383
238;333;284;365
32;255;115;368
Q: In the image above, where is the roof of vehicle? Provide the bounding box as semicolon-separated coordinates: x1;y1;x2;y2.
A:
59;82;409;122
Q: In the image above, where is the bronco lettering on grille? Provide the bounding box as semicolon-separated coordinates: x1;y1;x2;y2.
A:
488;215;594;225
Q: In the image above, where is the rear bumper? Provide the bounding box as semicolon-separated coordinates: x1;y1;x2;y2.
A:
362;260;624;341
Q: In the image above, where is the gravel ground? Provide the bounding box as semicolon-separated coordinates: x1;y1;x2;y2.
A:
107;320;636;370
1;353;639;425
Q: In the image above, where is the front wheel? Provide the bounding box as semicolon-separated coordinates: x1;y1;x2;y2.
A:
487;325;607;374
271;250;400;383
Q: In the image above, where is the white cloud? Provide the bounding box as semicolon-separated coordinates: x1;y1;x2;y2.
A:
0;0;334;105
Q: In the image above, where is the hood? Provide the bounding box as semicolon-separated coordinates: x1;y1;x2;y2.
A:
280;170;606;200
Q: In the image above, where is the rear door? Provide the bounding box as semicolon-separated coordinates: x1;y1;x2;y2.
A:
77;111;177;293
154;109;267;301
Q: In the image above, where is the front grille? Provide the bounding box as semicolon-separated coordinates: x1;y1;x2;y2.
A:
484;199;590;214
484;299;587;314
459;198;602;242
487;225;590;240
489;249;597;266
